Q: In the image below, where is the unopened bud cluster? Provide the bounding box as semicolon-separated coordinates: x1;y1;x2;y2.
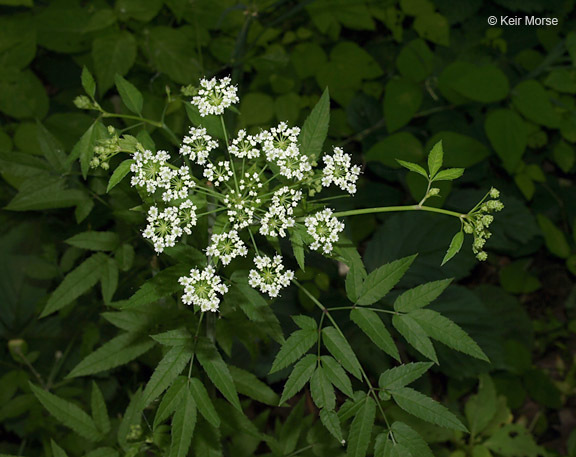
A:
90;126;121;170
463;187;504;261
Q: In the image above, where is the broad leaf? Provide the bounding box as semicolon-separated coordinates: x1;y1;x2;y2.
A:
320;409;343;443
280;354;316;404
321;355;353;398
322;327;362;379
433;168;464;181
394;278;452;312
392;314;438;363
427;140;443;178
189;378;221;427
196;338;241;411
379;362;433;390
117;388;142;450
347;397;376;457
41;253;108;317
390;387;468;432
229;365;279;406
37;121;68;173
91;382;110;435
358;255;417;305
397;160;428;178
300;87;329;159
153;376;187;429
310;366;336;411
391;422;434;457
68;332;155;378
65;232;120;251
107;159;134;192
350;308;400;361
82;66;96;97
409;309;489;361
51;440;69;457
150;328;192;347
141;345;193;407
441;231;464;266
269;328;317;374
114;74;143;114
169;387;196;457
30;383;102;441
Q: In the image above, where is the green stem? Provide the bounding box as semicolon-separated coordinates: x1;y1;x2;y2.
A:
102;112;163;128
327;306;397;315
292;280;394;434
187;313;204;383
221;115;239;191
330;205;465;220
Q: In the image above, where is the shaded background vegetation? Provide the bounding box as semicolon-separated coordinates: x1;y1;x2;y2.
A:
0;0;575;456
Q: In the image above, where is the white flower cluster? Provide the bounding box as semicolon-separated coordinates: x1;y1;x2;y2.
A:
322;147;361;194
180;127;218;165
179;266;229;312
191;76;239;117
206;231;248;265
249;255;294;298
126;76;363;310
305;208;345;254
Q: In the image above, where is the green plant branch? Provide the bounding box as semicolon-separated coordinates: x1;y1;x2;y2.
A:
319;205;466;220
292;280;394;437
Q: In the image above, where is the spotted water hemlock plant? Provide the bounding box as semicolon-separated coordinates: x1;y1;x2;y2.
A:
33;73;505;456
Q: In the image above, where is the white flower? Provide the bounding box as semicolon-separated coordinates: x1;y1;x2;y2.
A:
179;266;228;312
259;205;295;238
178;200;198;234
142;205;183;253
191;76;239;117
203;161;233;186
229;129;260;159
305;208;344;254
271;186;302;215
259;122;301;161
238;172;263;195
206;230;248;265
248;255;294;297
161;166;196;202
224;190;258;230
130;149;172;193
180;127;218;165
322;147;361;194
275;145;312;181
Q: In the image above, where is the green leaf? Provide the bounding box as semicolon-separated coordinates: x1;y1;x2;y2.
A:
51;440;69;457
427;140;443;178
350;308;400;361
66;231;120;251
196;338;241;411
448;64;509;103
188;378;220;427
100;257;118;305
484;424;545;457
41;253;108;317
391;422;434;457
300;88;330;160
36;122;68;173
379;362;433;390
117;388;142;450
280;354;316;405
537;214;571;259
396;39;434;83
390;387;467;432
322;327;362;379
107;159;134;192
347;397;376;457
141;345;193;407
169;387;196;457
384;78;423;133
410;309;489;362
433;168;464;181
485;109;528;172
290;229;306;271
85;448;119;457
153;376;187;429
68;332;154;378
319;409;343;443
30;383;102;441
114;74;143;115
229;366;279;406
339;243;367;303
292;315;317;330
396;159;428;178
413;12;449;46
512;80;561;129
5;175;86;211
320;355;353;398
269;328;317;374
91;382;110;435
465;374;497;437
367;133;424;168
71;121;108;178
394;278;453;312
92;30;137;95
123;264;190;309
150;328;192;347
441;231;464;266
310;366;336;411
82;66;96;98
392;314;438;363
357;255;417;305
